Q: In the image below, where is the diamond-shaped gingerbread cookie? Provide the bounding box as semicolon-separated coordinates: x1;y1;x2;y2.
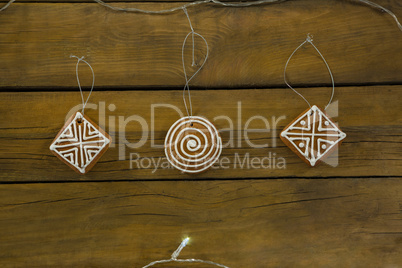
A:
50;112;111;174
280;105;346;166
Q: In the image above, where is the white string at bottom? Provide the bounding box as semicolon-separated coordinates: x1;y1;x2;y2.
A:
142;238;230;268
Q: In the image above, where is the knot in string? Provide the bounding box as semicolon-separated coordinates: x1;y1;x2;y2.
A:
306;33;313;43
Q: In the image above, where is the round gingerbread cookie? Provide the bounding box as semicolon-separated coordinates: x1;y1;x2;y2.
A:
164;116;222;174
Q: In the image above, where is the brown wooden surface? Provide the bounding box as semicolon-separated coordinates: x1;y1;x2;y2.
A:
0;0;247;2
0;0;401;88
0;179;401;267
1;85;401;181
1;0;401;266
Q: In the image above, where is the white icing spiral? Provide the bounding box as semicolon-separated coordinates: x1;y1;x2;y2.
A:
164;116;222;173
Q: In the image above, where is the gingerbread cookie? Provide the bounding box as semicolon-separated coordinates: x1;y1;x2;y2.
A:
165;116;222;174
50;111;111;174
280;105;346;166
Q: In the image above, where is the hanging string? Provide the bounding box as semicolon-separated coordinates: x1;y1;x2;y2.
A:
183;7;196;67
93;0;282;14
284;34;335;110
182;7;209;123
142;237;230;268
0;0;14;12
358;0;402;32
70;55;95;115
0;0;401;32
91;0;402;32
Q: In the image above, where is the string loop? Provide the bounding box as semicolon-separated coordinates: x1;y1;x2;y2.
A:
284;34;335;110
182;8;209;122
70;55;95;115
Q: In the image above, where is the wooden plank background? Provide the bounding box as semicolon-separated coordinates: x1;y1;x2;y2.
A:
1;86;401;181
0;0;401;267
0;179;401;267
0;0;401;88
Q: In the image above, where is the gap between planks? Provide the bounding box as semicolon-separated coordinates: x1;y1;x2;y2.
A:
0;81;402;92
0;175;401;185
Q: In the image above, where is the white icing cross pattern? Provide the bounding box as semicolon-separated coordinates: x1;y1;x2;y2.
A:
281;105;346;166
50;112;110;174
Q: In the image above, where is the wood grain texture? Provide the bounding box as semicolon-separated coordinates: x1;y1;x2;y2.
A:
0;0;401;88
0;86;401;181
0;178;401;267
0;1;401;266
0;0;245;2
